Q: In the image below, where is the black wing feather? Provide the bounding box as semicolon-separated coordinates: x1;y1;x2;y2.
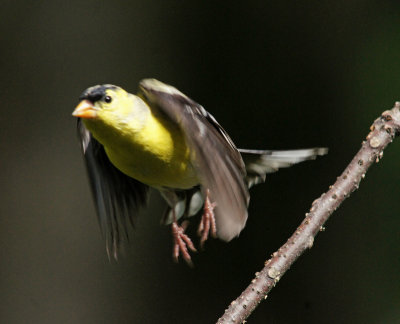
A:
139;79;249;241
77;119;149;260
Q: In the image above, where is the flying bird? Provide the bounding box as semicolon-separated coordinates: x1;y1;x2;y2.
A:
72;79;327;264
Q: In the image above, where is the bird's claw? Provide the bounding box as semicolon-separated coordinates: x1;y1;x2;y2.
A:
172;221;197;266
197;191;217;248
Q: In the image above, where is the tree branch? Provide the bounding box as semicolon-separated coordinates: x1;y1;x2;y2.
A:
217;102;400;324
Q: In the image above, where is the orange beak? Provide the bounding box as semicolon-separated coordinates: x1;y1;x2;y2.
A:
72;100;98;119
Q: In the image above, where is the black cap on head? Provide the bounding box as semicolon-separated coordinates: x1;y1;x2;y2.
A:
79;85;117;103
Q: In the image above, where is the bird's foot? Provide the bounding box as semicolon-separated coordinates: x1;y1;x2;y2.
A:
172;221;197;266
197;190;217;248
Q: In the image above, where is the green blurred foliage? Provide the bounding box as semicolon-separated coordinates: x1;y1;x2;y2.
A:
0;1;399;323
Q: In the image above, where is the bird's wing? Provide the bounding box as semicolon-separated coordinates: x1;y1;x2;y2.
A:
239;148;328;187
77;119;149;260
139;79;249;241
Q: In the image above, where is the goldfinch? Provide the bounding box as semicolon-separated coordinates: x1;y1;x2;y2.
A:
72;79;327;264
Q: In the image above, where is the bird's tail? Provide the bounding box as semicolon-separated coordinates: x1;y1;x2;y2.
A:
239;147;328;188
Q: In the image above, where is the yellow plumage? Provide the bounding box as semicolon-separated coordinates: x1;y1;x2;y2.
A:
80;87;197;189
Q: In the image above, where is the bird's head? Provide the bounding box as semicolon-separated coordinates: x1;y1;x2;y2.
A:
73;84;150;143
72;84;126;120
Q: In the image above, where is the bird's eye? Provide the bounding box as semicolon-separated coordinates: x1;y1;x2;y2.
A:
104;95;112;103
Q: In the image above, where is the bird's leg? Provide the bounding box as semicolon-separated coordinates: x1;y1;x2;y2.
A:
171;212;197;266
197;189;217;248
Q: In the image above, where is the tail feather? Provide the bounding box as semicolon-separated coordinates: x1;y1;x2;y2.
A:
239;148;328;188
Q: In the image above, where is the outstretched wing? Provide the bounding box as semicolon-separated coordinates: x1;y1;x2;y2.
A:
240;148;328;187
77;119;149;260
139;79;249;241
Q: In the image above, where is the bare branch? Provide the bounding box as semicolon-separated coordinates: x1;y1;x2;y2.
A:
217;102;400;324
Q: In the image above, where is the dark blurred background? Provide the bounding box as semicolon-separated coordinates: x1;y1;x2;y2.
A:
1;1;400;323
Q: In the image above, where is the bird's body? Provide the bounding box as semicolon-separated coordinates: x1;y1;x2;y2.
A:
73;79;327;263
81;87;197;189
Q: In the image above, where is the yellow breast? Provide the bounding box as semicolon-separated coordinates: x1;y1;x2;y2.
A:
103;107;199;189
